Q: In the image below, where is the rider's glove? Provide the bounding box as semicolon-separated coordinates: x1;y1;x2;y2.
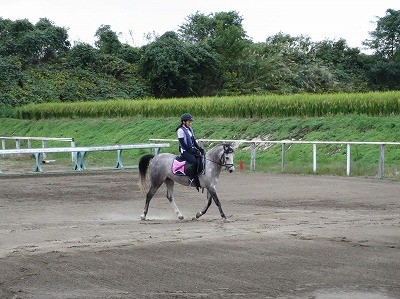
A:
190;147;201;156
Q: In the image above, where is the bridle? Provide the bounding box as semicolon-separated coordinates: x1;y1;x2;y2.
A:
206;144;235;172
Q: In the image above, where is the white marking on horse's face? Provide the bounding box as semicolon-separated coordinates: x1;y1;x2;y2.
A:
225;153;233;163
225;152;235;172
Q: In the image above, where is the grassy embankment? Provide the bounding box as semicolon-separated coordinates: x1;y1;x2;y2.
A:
0;115;399;178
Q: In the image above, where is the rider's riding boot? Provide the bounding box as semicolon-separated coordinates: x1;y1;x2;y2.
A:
193;174;200;191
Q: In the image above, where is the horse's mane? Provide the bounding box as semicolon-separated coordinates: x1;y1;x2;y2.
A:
207;143;233;156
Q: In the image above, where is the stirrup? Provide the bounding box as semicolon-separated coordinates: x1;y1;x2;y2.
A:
189;178;200;191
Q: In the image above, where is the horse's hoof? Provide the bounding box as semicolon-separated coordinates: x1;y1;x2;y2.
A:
222;218;231;223
178;215;184;220
140;215;146;221
196;212;203;219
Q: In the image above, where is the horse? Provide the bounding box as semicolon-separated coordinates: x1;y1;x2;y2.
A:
138;143;235;221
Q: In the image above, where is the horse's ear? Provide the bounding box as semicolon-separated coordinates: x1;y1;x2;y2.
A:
223;143;234;153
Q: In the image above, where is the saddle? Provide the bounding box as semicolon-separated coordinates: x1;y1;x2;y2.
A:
172;156;205;176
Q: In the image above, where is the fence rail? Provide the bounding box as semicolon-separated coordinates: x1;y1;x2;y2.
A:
1;136;75;159
1;136;75;149
150;138;400;179
0;143;170;173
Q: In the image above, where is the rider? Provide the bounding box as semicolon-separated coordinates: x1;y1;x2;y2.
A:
176;113;204;190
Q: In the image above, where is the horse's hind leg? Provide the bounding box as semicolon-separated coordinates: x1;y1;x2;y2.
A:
141;183;162;220
196;190;212;219
165;178;184;220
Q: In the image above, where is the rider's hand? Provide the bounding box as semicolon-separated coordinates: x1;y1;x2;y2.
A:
190;147;201;156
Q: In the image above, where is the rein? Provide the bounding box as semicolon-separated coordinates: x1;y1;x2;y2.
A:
205;145;234;169
205;156;225;167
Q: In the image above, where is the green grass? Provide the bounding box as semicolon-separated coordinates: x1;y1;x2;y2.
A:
0;115;399;178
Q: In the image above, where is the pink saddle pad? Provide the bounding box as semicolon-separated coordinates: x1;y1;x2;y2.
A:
172;159;187;176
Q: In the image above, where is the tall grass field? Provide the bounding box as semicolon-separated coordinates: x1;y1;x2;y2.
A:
14;91;400;119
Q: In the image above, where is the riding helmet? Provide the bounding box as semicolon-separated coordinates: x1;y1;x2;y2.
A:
181;113;193;122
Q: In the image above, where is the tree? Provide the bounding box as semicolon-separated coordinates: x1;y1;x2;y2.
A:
95;25;122;55
0;56;24;106
179;11;249;63
140;31;221;98
364;9;400;61
314;39;368;91
363;9;400;90
66;43;99;68
0;18;69;64
187;42;223;95
118;44;141;64
233;33;368;94
33;18;70;62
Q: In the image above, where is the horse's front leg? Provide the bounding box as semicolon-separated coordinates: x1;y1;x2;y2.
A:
198;188;227;220
196;190;212;219
211;190;227;220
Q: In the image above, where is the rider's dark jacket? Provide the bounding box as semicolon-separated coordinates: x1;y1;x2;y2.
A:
177;125;202;164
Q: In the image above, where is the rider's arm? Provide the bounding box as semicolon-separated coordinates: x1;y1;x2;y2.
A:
192;137;199;148
177;128;190;151
178;137;190;151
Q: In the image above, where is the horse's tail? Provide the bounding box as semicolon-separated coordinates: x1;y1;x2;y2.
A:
138;154;154;195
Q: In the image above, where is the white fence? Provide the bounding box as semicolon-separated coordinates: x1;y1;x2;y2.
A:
0;143;170;173
1;136;75;149
150;138;400;179
1;136;75;159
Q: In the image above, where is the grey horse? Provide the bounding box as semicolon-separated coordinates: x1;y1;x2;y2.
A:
139;143;235;221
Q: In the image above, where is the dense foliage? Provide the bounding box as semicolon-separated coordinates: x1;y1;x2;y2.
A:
1;9;400;108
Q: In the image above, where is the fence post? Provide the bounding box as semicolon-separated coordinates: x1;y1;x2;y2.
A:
27;139;32;149
116;149;123;169
378;144;385;179
80;151;87;170
250;142;256;171
1;139;5;157
70;140;76;162
281;143;286;172
73;152;81;170
34;153;43;172
313;143;317;173
346;144;351;176
42;140;47;159
15;139;21;157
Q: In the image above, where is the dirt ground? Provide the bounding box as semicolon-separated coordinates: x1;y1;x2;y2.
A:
0;171;399;299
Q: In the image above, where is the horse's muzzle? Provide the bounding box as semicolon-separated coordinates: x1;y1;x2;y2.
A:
226;164;235;173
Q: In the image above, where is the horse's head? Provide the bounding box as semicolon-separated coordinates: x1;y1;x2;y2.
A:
222;143;235;173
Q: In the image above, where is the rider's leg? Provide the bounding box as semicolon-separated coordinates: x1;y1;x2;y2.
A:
182;151;200;190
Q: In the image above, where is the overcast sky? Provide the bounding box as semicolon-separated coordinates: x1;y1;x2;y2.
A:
2;0;399;51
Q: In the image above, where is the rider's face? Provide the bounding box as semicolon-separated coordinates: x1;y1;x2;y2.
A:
184;120;192;127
